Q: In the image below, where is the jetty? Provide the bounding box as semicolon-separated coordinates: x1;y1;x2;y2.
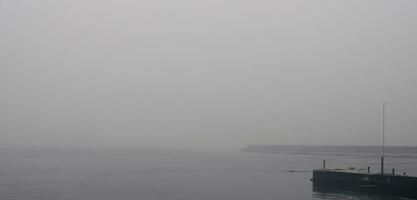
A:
312;103;417;198
312;161;417;197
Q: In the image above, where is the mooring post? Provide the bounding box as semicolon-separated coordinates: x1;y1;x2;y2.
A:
381;156;384;174
323;160;326;169
368;166;370;173
392;168;395;175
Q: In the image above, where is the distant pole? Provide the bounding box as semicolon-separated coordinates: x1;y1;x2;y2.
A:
381;102;387;174
383;102;386;158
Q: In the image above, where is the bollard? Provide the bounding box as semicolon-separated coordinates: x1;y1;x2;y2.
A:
381;156;384;174
368;166;370;173
323;160;326;169
392;168;395;175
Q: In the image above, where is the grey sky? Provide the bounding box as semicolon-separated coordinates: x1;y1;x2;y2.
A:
1;0;416;148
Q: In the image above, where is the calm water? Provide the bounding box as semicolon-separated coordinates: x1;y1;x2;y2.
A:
1;148;416;200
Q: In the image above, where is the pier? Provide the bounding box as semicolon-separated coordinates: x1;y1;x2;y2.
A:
312;168;417;197
312;104;417;198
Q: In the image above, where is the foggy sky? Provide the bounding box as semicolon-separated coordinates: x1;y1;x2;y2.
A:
1;0;416;148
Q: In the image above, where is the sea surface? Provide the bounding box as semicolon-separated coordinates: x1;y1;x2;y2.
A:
1;147;417;200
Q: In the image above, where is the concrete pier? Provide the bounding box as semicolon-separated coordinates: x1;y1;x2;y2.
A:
312;169;417;197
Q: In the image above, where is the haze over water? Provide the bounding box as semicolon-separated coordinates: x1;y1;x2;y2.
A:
1;0;417;200
1;147;417;200
1;0;417;149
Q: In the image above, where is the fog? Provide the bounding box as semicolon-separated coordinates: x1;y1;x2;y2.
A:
1;0;416;148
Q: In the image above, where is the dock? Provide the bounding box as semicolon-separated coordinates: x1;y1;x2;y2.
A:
311;104;417;198
311;161;417;198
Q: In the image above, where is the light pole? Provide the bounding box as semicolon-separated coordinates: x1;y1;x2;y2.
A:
381;102;387;174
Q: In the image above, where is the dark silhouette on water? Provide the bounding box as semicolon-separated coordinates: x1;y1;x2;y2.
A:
312;163;417;199
312;103;417;199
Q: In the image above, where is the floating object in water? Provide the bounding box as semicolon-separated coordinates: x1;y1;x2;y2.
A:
283;169;309;173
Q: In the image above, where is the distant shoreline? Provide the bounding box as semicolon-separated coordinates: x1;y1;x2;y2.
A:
242;145;417;158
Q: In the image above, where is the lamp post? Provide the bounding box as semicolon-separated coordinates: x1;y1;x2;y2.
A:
381;102;387;174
